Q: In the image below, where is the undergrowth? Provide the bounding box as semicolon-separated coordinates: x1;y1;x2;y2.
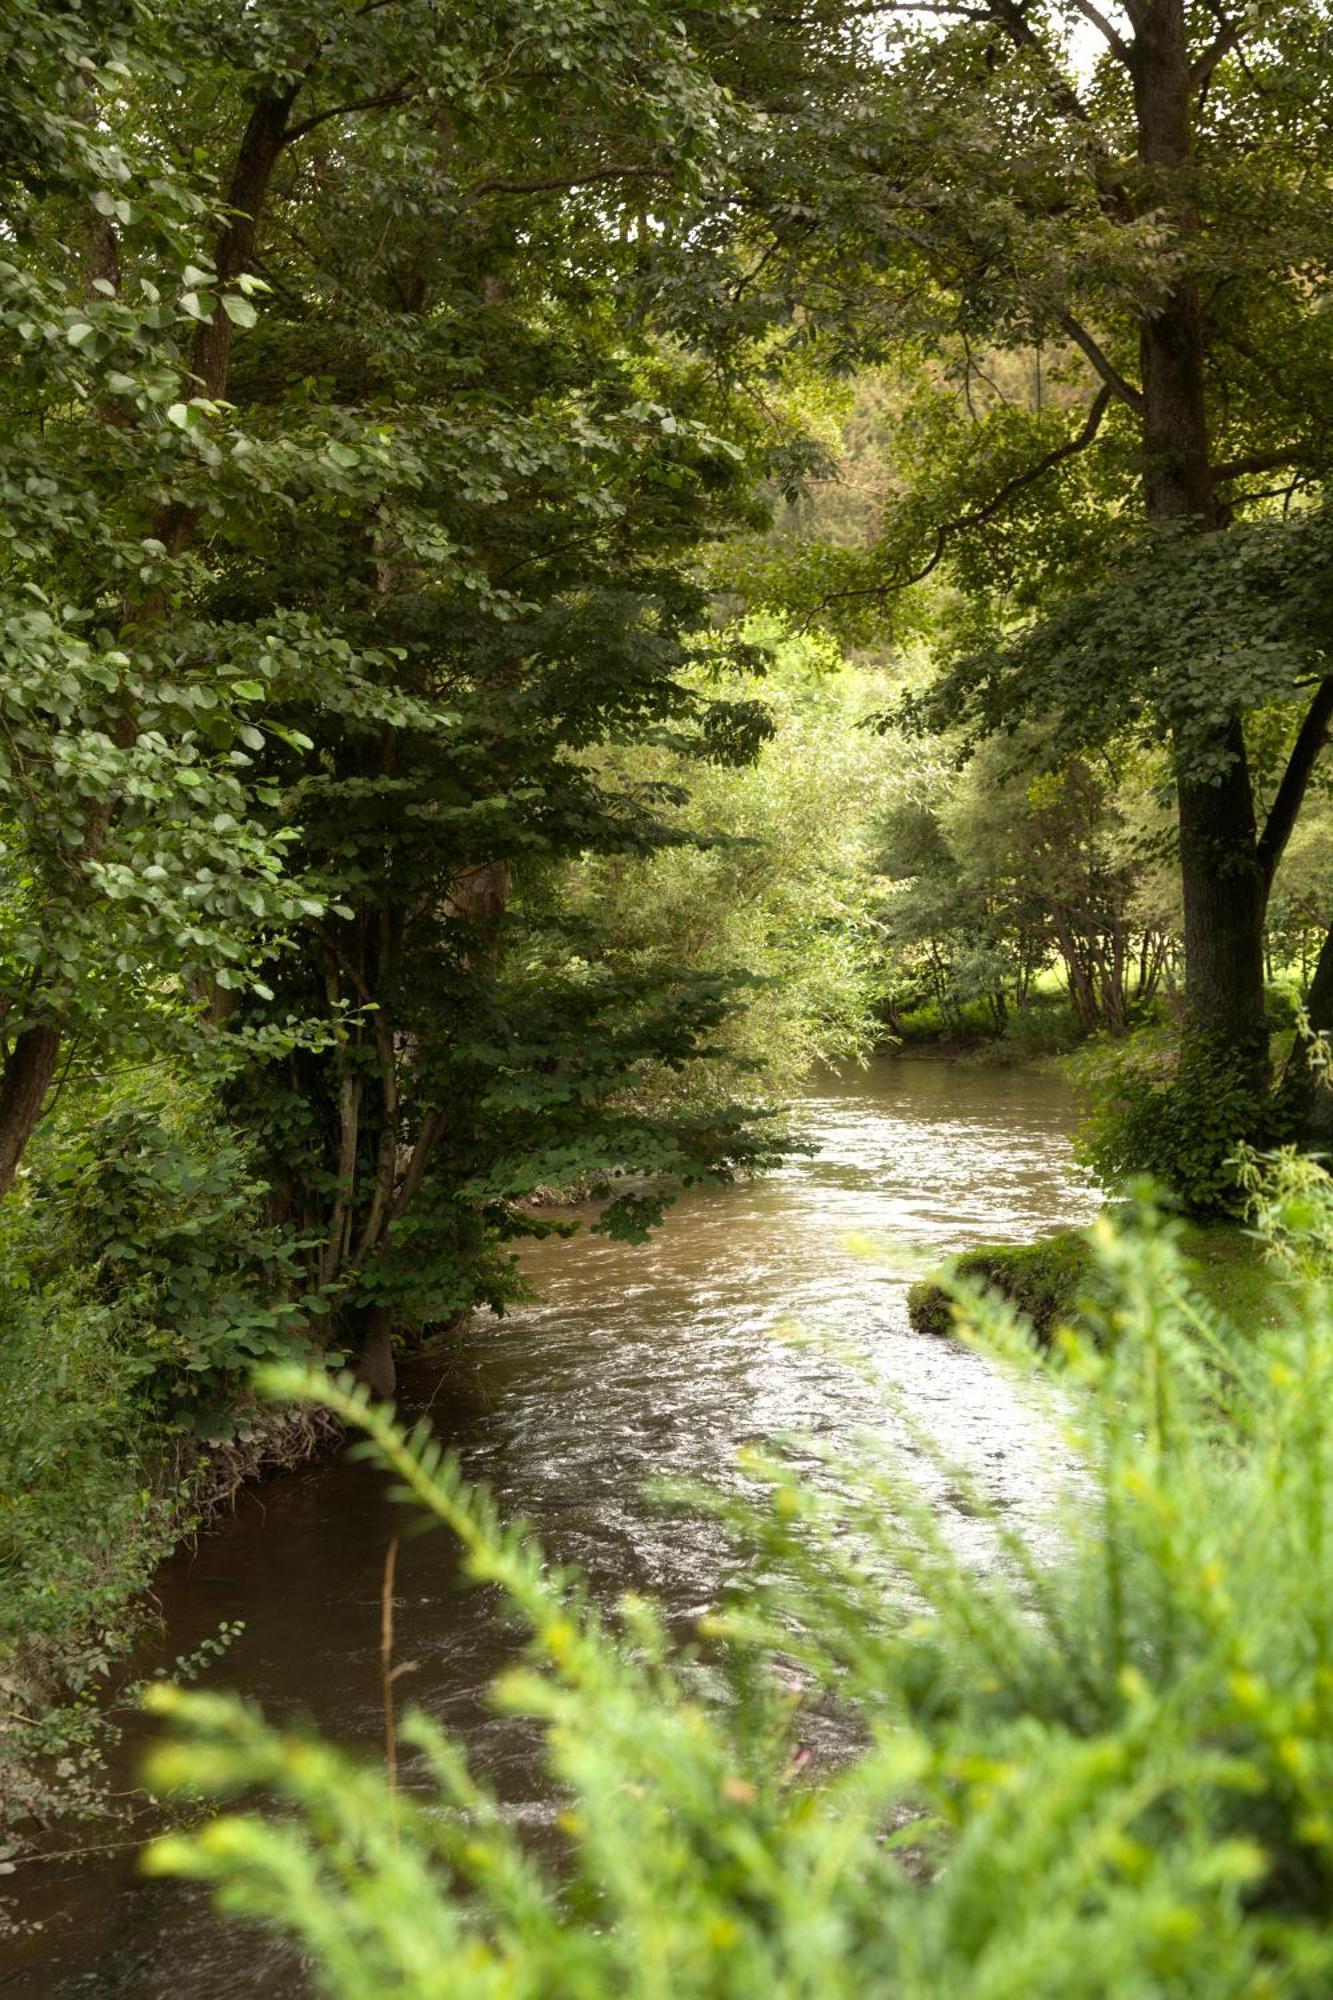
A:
0;1079;334;1855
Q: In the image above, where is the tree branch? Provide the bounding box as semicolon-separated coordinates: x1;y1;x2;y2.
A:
1213;447;1314;483
284;81;416;145
470;163;672;197
1066;0;1132;64
818;384;1114;610
1192;8;1245;85
1059;314;1144;409
1258;678;1333;892
986;0;1095;123
870;3;993;15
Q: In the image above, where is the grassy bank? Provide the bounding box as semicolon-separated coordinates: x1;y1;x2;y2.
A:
907;1214;1284;1342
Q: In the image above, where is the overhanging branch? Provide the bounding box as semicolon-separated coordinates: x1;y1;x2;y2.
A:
1192;7;1246;85
1258;677;1333;891
1213;447;1315;483
284;81;416;145
471;163;672;197
817;383;1114;611
1067;0;1133;64
1059;314;1144;409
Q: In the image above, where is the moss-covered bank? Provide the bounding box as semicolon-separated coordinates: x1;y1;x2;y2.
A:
907;1218;1283;1344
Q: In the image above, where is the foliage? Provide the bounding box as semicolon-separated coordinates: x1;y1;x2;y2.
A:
0;1200;182;1836
0;0;840;1367
142;1174;1333;1995
35;1085;321;1438
0;0;344;1191
717;0;1333;1084
905;511;1333;786
0;1216;176;1673
907;1229;1094;1341
996;999;1087;1061
1071;1031;1286;1216
876;730;1173;1042
545;621;896;1113
0;1066;334;1851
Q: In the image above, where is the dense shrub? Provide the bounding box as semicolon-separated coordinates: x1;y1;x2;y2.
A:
1;1080;324;1846
999;998;1085;1060
1264;982;1303;1032
0;1232;176;1670
0;1209;183;1836
891;995;1002;1046
1071;1029;1280;1214
144;1162;1333;1995
36;1089;318;1440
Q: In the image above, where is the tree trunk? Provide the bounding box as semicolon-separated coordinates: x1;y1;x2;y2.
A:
353;1304;397;1399
0;1024;62;1199
1132;0;1268;1081
1176;736;1268;1066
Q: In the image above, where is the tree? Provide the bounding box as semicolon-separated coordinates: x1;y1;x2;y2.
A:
0;0;336;1194
877;731;1172;1036
549;621;896;1109
36;0;830;1385
717;0;1333;1100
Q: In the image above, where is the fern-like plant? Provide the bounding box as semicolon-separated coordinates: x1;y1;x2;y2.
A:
143;1159;1333;1996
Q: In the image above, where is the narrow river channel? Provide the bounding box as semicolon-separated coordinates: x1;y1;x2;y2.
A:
7;1057;1099;1999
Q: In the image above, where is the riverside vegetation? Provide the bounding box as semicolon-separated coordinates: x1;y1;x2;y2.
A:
141;1159;1333;1997
9;0;1333;1978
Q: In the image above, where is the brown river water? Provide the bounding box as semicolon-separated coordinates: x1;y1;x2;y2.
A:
3;1056;1099;1998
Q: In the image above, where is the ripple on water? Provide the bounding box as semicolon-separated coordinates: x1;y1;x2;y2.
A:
7;1057;1099;2000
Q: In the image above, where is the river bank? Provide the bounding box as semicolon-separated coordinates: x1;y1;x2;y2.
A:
906;1214;1282;1342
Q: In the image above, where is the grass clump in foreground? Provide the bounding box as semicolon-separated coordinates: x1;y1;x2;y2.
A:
143;1152;1333;1996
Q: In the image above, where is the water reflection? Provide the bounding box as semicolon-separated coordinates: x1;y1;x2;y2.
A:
4;1058;1098;1998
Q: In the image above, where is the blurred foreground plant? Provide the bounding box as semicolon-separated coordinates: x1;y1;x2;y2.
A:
142;1158;1333;1995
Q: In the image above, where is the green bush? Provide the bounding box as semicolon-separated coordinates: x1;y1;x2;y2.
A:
38;1092;317;1439
892;996;1000;1046
0;1209;183;1833
1000;999;1084;1060
0;1231;176;1669
1;1082;326;1844
142;1161;1333;1996
1264;982;1303;1033
1071;1029;1280;1214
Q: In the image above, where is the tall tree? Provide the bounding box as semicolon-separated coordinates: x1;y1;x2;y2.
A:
4;0;846;1382
720;0;1333;1096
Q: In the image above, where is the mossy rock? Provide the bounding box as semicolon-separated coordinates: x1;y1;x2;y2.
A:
908;1217;1282;1346
907;1231;1094;1345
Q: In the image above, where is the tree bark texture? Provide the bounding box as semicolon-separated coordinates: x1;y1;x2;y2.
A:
1131;0;1268;1076
0;1024;63;1200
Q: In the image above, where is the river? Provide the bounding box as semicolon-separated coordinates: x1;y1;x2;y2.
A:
4;1056;1098;1998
